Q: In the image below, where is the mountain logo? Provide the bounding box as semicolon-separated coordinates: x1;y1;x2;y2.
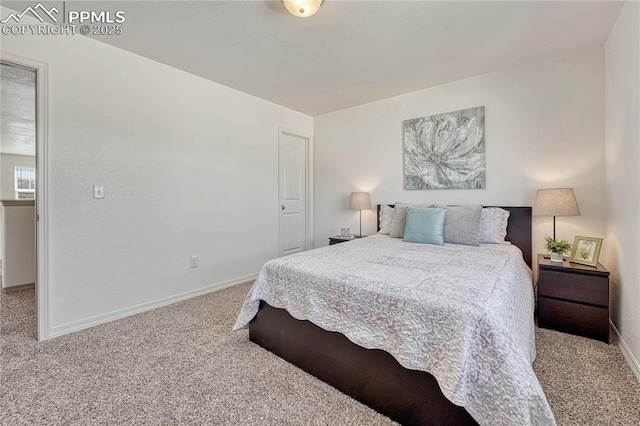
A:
1;3;59;24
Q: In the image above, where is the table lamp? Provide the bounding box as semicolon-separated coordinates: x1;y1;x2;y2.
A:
533;188;581;240
349;192;371;237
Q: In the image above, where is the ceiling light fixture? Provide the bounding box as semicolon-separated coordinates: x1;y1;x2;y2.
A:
283;0;323;18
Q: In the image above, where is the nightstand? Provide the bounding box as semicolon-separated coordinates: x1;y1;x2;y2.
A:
537;254;610;342
329;235;364;245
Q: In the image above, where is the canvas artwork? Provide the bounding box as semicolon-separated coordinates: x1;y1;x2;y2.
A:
403;106;485;190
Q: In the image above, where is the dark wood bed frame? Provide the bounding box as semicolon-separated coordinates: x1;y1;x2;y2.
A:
250;206;532;425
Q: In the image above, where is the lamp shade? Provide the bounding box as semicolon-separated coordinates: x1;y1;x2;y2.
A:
532;188;581;217
283;0;323;18
349;192;371;211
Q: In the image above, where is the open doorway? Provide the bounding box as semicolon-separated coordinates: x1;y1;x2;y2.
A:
1;61;37;338
1;53;49;341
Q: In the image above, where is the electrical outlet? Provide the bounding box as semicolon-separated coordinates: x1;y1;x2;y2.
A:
190;256;198;268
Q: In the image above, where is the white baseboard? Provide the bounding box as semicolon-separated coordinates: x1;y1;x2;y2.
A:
49;273;258;338
610;319;640;382
2;282;35;292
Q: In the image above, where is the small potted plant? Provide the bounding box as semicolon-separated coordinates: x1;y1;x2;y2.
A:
544;236;572;263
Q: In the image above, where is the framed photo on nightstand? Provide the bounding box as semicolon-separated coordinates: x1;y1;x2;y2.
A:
569;236;603;267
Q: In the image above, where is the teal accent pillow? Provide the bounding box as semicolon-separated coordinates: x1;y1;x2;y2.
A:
403;207;447;245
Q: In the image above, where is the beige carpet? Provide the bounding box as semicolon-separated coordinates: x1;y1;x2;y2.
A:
1;283;639;425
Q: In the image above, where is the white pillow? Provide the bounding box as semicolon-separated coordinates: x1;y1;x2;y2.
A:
378;205;394;235
479;208;510;244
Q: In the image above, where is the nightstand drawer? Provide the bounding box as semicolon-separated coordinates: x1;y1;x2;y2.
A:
539;297;609;342
538;269;608;307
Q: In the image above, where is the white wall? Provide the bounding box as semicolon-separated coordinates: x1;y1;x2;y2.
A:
314;49;606;264
605;1;640;377
1;153;36;199
1;8;312;334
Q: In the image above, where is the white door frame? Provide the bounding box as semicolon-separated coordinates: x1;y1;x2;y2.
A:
1;51;51;341
278;127;313;254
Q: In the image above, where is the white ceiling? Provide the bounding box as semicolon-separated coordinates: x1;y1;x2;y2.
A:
0;0;624;141
77;0;623;116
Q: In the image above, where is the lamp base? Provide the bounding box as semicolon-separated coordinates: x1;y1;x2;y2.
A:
543;254;568;261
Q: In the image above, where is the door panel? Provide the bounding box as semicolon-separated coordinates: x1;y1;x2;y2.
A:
279;131;307;256
283;145;303;201
282;212;303;254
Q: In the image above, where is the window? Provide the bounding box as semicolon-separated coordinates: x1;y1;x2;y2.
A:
15;166;35;199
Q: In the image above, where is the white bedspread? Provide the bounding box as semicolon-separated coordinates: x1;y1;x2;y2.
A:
234;235;555;425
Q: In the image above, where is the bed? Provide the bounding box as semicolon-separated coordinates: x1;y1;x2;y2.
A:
234;206;554;425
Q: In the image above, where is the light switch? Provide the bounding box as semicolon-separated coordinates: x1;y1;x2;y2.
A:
93;185;104;199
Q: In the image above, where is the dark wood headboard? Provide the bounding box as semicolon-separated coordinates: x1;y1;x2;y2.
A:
377;205;532;268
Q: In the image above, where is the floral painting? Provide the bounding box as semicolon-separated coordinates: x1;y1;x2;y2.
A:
403;106;485;190
569;236;603;267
